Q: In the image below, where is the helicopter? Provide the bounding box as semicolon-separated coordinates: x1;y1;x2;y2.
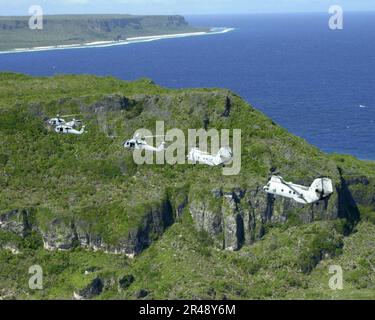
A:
123;133;166;152
55;125;86;135
263;175;333;204
187;146;233;167
48;114;82;128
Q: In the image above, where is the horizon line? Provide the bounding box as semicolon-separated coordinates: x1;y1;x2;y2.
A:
1;10;375;18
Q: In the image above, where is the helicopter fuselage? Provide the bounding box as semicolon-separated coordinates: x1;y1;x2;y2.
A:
187;148;232;167
55;125;85;135
263;176;333;204
124;139;165;152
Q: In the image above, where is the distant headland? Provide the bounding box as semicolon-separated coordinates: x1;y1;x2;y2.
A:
0;14;233;53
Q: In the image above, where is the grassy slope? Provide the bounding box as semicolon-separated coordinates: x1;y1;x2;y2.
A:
0;73;374;299
0;14;208;51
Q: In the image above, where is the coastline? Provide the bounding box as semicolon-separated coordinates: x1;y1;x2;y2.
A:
0;27;235;55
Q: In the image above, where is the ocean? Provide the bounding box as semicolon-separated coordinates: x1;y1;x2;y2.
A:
0;13;374;160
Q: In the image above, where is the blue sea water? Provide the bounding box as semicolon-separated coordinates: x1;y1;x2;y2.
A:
0;13;374;160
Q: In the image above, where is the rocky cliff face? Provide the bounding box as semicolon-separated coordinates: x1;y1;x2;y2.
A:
86;15;189;33
1;172;368;256
0;15;189;32
0;200;175;257
0;209;37;238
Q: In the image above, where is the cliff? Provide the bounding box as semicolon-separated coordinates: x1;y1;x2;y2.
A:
0;73;374;299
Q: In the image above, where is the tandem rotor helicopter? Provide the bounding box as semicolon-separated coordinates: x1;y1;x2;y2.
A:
263;175;334;204
48;114;86;135
187;146;233;167
123;133;166;152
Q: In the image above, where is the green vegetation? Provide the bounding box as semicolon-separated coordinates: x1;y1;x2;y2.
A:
0;14;209;51
0;73;374;300
2;217;375;299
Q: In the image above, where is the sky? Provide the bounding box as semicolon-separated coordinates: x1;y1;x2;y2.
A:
0;0;374;16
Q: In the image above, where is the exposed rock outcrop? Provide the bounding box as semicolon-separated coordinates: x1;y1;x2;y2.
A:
0;209;36;238
89;94;137;113
1;199;175;257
